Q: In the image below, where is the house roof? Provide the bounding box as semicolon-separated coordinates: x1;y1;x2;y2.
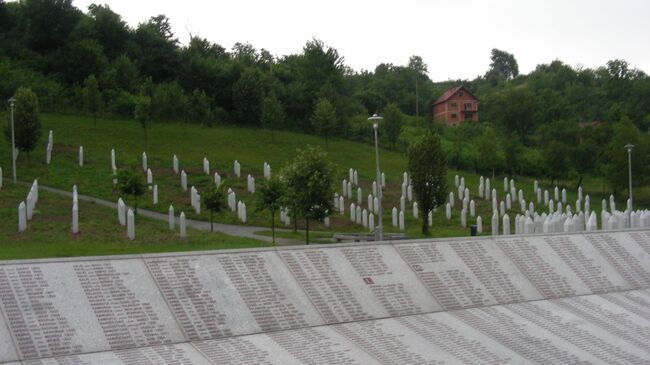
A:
433;85;477;105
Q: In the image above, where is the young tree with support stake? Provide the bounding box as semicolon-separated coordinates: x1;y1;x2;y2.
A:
256;176;285;244
282;145;334;244
203;184;226;232
408;131;448;235
117;165;145;214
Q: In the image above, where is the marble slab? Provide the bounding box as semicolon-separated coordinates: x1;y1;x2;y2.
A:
0;259;185;360
395;238;542;310
20;343;211;365
278;244;438;323
144;251;323;340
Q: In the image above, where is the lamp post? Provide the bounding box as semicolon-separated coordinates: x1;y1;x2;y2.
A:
368;113;383;241
8;97;16;184
625;143;634;210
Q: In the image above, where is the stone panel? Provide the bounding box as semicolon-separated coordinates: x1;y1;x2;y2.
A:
279;245;437;323
145;252;322;340
0;260;184;360
396;239;541;310
21;343;211;365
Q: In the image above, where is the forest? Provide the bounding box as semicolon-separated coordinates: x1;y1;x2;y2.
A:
1;0;649;196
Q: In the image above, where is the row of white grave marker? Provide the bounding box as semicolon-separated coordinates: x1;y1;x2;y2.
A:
448;173;650;235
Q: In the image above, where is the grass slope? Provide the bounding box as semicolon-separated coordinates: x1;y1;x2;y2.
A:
0;113;637;245
0;183;268;260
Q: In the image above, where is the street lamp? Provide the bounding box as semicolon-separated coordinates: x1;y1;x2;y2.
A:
625;143;634;210
368;113;383;241
8;97;16;184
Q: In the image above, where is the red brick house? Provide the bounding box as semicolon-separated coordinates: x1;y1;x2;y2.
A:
432;86;479;126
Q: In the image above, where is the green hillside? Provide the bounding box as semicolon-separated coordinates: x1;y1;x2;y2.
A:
1;113;631;250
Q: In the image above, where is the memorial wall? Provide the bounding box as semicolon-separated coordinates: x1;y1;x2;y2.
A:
0;230;649;364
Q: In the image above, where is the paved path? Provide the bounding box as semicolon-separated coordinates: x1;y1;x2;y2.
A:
35;184;305;246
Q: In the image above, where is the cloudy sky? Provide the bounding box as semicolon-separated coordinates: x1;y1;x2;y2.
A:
73;0;650;81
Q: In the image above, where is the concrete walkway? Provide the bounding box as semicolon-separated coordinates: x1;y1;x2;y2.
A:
35;184;305;246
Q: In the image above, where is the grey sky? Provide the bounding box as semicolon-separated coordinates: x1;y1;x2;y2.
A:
74;0;650;81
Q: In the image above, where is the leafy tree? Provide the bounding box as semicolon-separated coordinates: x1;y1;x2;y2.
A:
151;81;186;121
113;54;139;92
408;55;428;127
130;15;179;82
475;126;504;178
134;95;152;149
408;132;447;235
383;103;404;150
202;184;226;232
281;145;334;244
486;48;519;80
544;141;571;186
82;74;101;126
187;89;212;126
117;165;145;214
603;117;648;195
21;0;81;53
256;176;285;244
4;87;41;158
311;97;337;148
261;93;285;141
232;68;264;125
85;4;129;59
486;86;538;144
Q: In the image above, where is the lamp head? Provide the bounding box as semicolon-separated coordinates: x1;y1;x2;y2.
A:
8;97;15;107
368;113;383;129
625;143;635;151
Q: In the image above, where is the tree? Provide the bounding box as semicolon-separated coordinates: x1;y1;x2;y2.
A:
544;141;571;186
256;176;285;244
4;87;41;158
232;68;264;125
408;132;447;235
383;103;404;150
82;74;101;127
117;166;145;214
311;97;337;148
475;126;504;178
261;93;285;142
408;55;428;127
281;145;334;244
134;95;152;149
486;48;519;80
203;184;226;232
603;117;648;195
187;89;212;126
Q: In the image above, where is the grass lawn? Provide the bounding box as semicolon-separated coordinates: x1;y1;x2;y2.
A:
0;113;646;249
0;183;269;260
254;229;334;244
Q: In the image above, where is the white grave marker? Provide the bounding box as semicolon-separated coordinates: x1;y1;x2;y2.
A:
127;209;135;240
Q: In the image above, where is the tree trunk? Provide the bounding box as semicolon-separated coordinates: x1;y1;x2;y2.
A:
210;210;214;232
271;211;276;245
421;216;429;236
305;218;310;245
134;195;138;215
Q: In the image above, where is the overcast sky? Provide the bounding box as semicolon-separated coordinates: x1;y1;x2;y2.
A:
73;0;650;81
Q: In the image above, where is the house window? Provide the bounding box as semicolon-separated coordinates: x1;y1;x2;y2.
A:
465;112;473;119
451;113;457;118
464;103;472;110
451;102;457;108
459;91;464;96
